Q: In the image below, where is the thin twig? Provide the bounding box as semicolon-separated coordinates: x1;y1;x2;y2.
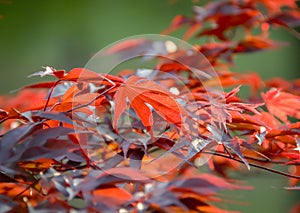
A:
13;178;41;200
202;150;300;179
213;150;288;164
43;80;61;111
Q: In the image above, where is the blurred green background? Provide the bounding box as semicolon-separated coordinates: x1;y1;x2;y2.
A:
0;0;299;212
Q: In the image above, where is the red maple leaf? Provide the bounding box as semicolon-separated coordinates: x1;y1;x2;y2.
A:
262;88;300;123
113;76;186;134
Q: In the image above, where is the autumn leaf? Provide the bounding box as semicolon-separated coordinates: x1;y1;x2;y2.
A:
262;88;300;123
162;15;191;35
113;76;186;134
267;11;300;27
1;1;300;212
18;158;55;174
197;42;234;64
197;8;260;41
235;37;286;53
61;68;124;84
156;62;189;72
251;0;298;14
93;187;132;206
266;77;292;91
22;81;59;89
0;109;8;120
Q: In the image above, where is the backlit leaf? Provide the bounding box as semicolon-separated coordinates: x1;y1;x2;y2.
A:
262;88;300;123
113;76;186;134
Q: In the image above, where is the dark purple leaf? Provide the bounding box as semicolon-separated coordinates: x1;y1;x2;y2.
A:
32;111;74;125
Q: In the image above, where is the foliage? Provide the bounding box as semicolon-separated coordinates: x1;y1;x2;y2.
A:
0;0;300;212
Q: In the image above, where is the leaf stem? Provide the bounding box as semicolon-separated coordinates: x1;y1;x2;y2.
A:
43;80;61;111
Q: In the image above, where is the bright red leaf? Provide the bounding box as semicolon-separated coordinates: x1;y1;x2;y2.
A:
113;76;186;134
262;88;300;123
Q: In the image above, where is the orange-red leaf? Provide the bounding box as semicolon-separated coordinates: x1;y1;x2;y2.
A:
262;88;300;123
252;0;298;14
162;15;191;35
22;81;59;89
93;187;132;206
61;68;124;84
113;76;186;133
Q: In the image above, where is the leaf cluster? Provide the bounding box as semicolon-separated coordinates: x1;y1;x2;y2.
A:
0;0;300;212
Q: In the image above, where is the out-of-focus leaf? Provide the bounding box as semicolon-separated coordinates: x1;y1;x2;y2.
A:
0;194;17;212
18;159;55;174
93;186;132;206
268;11;300;27
98;167;150;182
0;123;41;160
156;62;189;72
27;198;71;213
170;173;247;194
20;140;78;161
0;171;16;183
183;22;202;40
162;15;191;35
0;109;8;120
197;42;234;64
235;37;287;53
22;81;59;89
197;8;260;41
32;111;73;125
252;0;298;14
23;127;74;148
